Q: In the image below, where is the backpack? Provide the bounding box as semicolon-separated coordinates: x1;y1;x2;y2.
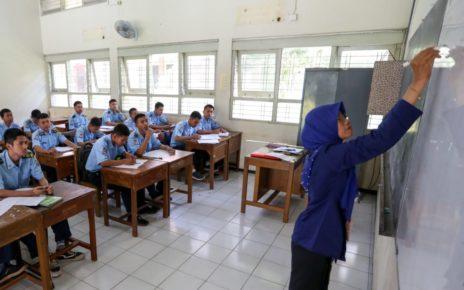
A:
77;143;93;182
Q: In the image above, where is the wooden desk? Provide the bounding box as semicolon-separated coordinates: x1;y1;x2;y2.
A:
0;206;51;290
99;126;114;135
185;138;229;190
227;132;242;170
37;181;97;262
50;117;68;126
241;147;306;223
101;160;169;237
36;150;79;183
143;150;194;204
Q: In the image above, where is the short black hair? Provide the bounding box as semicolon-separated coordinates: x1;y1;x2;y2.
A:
0;108;12;118
129;108;137;115
113;124;130;136
31;109;41;119
4;128;27;145
190;111;202;120
109;99;117;104
134;113;146;124
204;104;215;110
73;101;82;107
155;102;164;109
89;117;102;127
38;113;49;120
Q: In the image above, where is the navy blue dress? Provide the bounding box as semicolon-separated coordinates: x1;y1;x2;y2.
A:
292;100;423;260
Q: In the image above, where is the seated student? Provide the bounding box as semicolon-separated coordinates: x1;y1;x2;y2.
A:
32;113;78;182
124;107;138;131
23;109;42;136
171;111;208;181
102;99;126;126
0;108;20;144
85;124;157;226
147;102;172;144
196;104;226;134
128;114;174;199
0;129;84;281
68;101;88;131
74;117;103;145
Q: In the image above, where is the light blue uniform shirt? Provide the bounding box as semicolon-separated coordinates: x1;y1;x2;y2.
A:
68;113;88;130
0;150;44;190
85;134;126;172
32;128;67;150
199;117;220;131
102;109;126;124
170;120;198;147
127;129;161;154
0;123;20;141
147;112;169;126
23;119;40;134
74;126;103;143
124;118;137;131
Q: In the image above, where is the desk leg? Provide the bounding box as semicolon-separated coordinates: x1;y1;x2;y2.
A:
163;177;170;218
283;172;293;223
87;207;98;261
130;188;138;237
186;163;193;203
235;149;241;171
208;153;214;190
102;182;109;226
241;159;249;213
223;150;229;182
36;226;52;290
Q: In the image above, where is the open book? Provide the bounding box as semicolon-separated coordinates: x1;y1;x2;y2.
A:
112;159;147;169
55;146;74;153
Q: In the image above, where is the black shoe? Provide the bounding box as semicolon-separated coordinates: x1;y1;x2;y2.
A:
139;205;160;214
127;214;149;226
50;260;62;278
0;263;27;284
192;171;205;181
57;250;85;262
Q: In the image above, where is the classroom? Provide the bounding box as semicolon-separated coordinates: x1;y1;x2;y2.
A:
0;0;463;289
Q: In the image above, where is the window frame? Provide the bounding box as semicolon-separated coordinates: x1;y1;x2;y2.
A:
41;0;106;15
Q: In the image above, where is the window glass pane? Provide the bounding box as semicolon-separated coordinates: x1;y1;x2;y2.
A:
91;95;111;109
69;95;89;108
340;49;391;68
64;0;82;9
91;60;110;92
149;97;178;114
240;53;276;94
232;100;273;121
181;98;214;115
126;59;147;91
279;47;332;100
149;53;179;95
276;102;301;123
122;96;147;112
187;54;215;90
52;63;67;90
51;94;69;107
67;59;87;93
41;0;61;12
367;114;384;130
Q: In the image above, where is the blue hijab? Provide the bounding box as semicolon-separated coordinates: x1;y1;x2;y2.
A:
301;102;358;221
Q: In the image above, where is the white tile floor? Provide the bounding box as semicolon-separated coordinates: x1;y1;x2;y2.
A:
12;170;375;290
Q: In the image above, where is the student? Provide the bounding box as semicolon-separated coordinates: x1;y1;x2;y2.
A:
68;101;88;131
0;108;20;144
23;109;42;136
74;117;103;145
85;124;156;226
147;102;171;130
0;129;84;281
171;111;207;181
128;113;174;199
32;113;78;182
124;107;138;131
196;104;226;134
102;99;126;126
290;48;439;290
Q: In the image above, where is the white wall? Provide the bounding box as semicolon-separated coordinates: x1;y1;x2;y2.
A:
0;0;48;124
40;0;414;162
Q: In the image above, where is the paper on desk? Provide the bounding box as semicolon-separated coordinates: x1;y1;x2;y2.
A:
112;159;147;169
200;134;220;140
273;146;303;154
143;150;172;159
3;196;46;206
100;125;115;131
265;152;294;162
219;132;230;137
198;139;220;144
55;146;74;153
0;199;15;217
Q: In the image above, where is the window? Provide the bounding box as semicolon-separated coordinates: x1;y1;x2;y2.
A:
340;49;391;68
49;59;111;109
232;47;332;124
64;0;82;9
367;115;384;130
119;51;217;115
41;0;105;14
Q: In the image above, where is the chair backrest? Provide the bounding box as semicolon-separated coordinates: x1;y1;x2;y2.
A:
77;143;93;181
